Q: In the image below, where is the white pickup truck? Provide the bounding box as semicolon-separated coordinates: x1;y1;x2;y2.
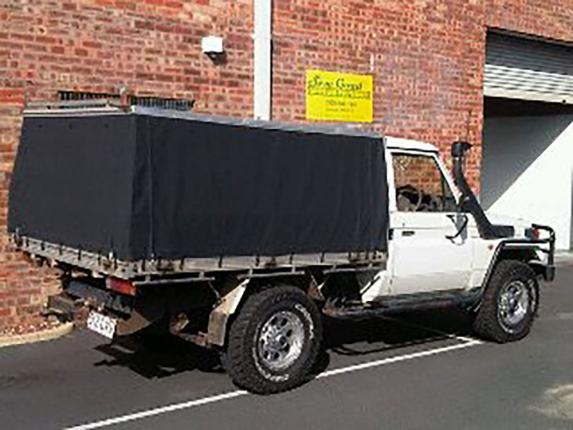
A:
10;102;555;394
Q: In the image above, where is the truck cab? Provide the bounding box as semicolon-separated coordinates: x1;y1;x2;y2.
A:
359;137;554;308
364;137;476;301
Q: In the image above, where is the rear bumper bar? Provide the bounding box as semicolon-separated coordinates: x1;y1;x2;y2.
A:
45;293;77;319
47;278;134;319
47;277;167;337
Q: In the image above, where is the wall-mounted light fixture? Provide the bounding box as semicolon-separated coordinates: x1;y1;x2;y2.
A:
201;36;224;60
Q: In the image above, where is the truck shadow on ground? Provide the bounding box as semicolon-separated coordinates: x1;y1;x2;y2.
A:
92;306;474;380
323;307;474;356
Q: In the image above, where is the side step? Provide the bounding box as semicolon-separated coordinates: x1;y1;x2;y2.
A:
324;288;481;319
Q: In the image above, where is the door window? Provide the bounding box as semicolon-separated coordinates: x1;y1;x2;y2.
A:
392;153;457;212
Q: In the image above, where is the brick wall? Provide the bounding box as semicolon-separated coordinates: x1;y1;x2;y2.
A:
0;88;59;327
272;0;487;185
486;0;573;42
0;0;253;112
1;0;573;329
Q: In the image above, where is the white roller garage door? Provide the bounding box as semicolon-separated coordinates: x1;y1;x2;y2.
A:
484;33;573;104
482;33;573;250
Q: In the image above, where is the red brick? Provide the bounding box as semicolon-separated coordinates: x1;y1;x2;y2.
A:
0;89;24;104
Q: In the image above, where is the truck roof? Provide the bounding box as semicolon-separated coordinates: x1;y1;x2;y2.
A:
385;136;439;153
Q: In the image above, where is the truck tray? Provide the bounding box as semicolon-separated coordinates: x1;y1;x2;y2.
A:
9;104;389;274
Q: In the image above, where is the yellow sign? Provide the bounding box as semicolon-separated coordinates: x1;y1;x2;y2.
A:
306;70;373;123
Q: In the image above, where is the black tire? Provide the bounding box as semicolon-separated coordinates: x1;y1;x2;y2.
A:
473;259;538;343
225;286;322;394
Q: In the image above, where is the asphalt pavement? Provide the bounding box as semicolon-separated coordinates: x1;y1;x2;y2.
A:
1;264;573;430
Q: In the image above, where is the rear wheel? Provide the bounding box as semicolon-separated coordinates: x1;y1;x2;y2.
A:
473;260;538;343
225;286;322;394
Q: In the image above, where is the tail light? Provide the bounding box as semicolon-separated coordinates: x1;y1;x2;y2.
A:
106;277;137;296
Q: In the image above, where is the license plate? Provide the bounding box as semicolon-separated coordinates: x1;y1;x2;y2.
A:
87;311;117;339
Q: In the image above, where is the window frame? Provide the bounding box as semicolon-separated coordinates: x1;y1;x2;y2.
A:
387;149;461;214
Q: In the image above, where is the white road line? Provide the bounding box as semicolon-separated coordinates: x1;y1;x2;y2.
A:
65;337;482;430
65;391;248;430
317;338;482;379
380;314;474;343
452;335;480;344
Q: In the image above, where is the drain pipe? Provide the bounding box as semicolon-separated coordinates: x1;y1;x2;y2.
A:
253;0;272;120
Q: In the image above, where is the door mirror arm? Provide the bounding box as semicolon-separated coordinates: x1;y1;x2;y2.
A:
456;195;470;213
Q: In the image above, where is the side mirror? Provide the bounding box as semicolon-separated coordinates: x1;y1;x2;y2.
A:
446;213;469;240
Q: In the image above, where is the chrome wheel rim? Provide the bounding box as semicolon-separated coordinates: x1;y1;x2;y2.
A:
257;310;305;371
498;280;530;328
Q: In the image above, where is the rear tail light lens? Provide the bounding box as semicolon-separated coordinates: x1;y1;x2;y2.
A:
106;277;136;296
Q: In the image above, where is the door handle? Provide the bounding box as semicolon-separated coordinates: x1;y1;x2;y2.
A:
402;230;416;237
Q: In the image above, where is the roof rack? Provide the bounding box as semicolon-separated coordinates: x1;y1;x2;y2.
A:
24;99;126;115
22;101;383;138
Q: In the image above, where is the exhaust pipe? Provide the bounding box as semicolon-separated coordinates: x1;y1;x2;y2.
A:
451;141;513;239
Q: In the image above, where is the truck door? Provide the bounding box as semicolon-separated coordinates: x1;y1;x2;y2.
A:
388;150;473;295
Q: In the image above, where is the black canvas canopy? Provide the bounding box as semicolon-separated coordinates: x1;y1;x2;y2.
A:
8;108;389;262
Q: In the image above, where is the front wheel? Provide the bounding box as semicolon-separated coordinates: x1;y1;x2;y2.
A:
225;286;322;394
473;260;538;343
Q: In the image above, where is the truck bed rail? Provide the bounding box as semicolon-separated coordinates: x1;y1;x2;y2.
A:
13;235;387;279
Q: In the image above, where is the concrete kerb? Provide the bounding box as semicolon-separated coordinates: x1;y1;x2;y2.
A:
0;322;74;349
